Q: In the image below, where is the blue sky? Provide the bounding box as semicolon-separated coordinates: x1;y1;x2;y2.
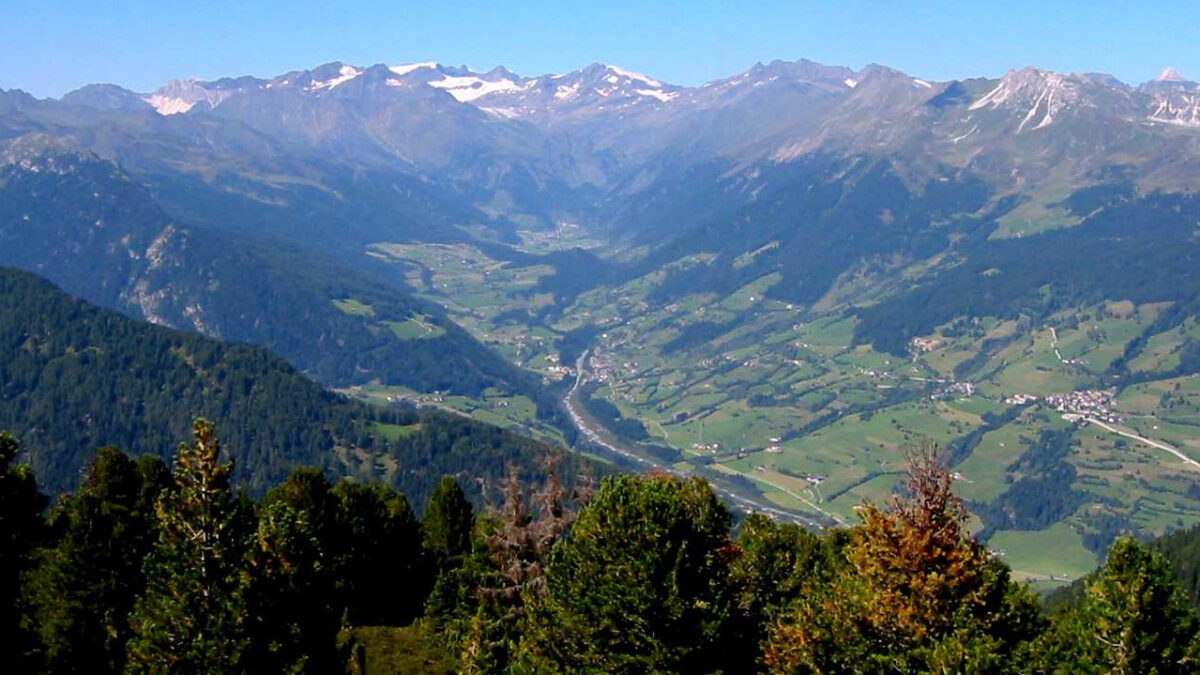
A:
3;0;1198;98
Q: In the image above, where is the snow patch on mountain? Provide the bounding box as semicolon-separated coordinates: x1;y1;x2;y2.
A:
428;75;532;102
635;89;677;102
554;83;581;100
143;95;196;115
480;106;521;119
968;68;1084;132
309;65;362;91
605;65;661;87
1147;92;1200;127
389;62;439;76
141;79;240;115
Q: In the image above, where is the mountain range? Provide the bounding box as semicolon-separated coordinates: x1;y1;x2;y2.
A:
4;55;1200;569
7;56;1200;316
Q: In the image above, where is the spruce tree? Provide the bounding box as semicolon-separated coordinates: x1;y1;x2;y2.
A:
0;432;47;672
422;476;475;569
1035;538;1200;673
25;447;169;673
515;473;738;674
125;419;252;674
243;501;344;674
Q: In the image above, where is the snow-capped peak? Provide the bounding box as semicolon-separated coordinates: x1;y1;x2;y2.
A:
308;65;362;91
427;73;534;103
1158;67;1188;82
389;62;440;76
603;64;662;88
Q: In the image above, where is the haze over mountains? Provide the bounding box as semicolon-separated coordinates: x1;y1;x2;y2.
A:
14;57;1200;218
4;55;1200;574
7;55;1200;303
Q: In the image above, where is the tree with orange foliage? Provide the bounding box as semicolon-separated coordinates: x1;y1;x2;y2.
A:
765;441;1044;673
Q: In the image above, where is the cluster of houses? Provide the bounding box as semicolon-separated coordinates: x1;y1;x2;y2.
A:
1047;389;1122;424
931;380;977;400
588;352;617;383
911;336;944;353
540;351;572;382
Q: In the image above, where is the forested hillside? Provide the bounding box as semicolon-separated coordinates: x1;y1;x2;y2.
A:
0;148;549;401
854;189;1200;355
0;266;585;502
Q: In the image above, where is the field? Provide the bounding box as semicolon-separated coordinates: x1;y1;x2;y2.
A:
990;523;1098;585
384;314;446;340
344;384;563;445
360;236;1200;584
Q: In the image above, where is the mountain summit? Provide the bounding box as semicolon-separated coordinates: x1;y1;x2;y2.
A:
1158;66;1188;82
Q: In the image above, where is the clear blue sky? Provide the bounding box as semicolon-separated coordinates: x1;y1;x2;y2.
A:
3;0;1198;98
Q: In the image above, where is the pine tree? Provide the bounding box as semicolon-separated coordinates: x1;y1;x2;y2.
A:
423;476;475;570
0;431;47;673
332;480;427;626
24;447;169;673
125;419;252;674
515;473;739;675
243;501;345;674
1035;537;1200;674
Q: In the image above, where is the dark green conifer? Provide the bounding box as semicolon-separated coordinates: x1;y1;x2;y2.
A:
333;480;427;626
125;419;252;674
422;476;475;569
515;473;738;675
0;432;47;673
25;447;169;673
1034;538;1200;674
243;501;345;673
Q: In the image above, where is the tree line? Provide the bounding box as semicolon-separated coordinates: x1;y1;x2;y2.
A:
3;424;1199;673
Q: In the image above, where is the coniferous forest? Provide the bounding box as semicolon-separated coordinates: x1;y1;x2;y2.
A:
0;266;585;505
3;423;1200;674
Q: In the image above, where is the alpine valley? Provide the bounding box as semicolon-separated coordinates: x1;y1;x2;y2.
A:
5;56;1200;584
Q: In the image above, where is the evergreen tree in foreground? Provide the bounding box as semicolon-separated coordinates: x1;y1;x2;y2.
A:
423;476;476;570
1033;537;1200;673
24;448;170;673
243;500;344;673
332;479;427;626
729;514;842;673
0;432;47;672
515;473;739;674
125;419;253;674
458;461;581;673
